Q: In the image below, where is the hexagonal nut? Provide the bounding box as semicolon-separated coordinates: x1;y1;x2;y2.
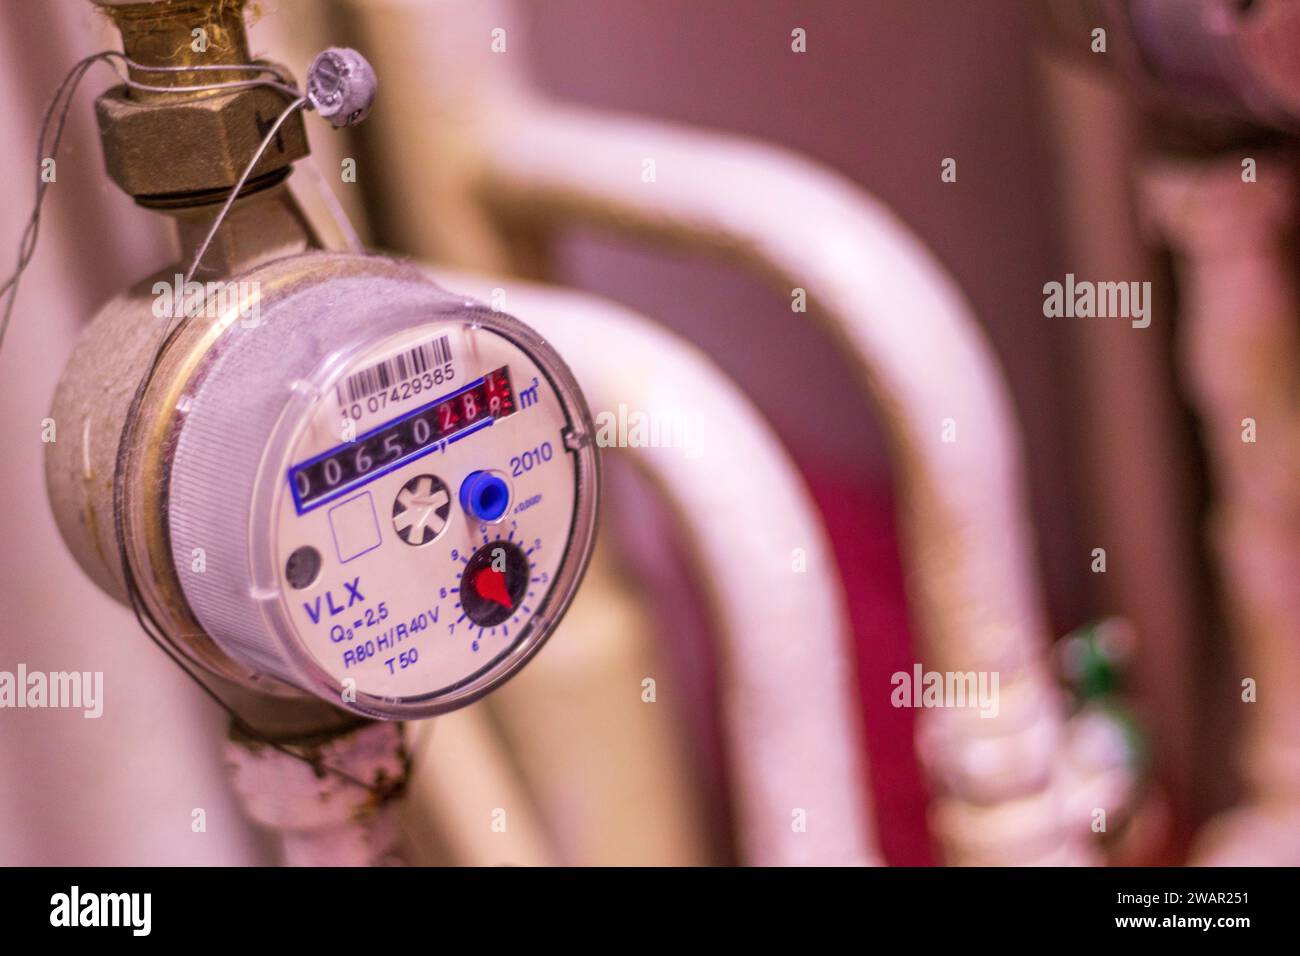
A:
95;82;309;201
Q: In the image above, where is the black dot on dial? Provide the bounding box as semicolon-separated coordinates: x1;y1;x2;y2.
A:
285;546;322;589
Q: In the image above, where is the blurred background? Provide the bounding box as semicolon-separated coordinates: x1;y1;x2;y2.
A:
3;0;1296;865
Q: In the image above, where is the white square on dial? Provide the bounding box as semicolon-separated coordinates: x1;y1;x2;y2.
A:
328;491;382;564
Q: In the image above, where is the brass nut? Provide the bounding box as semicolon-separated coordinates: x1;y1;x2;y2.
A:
95;79;308;201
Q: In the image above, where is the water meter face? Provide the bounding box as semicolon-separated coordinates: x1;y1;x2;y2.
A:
269;321;586;711
167;276;598;720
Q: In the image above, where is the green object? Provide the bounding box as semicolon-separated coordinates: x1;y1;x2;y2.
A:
1073;623;1119;700
1060;620;1147;772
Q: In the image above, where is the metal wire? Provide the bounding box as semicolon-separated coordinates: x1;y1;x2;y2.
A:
183;94;307;284
0;52;307;360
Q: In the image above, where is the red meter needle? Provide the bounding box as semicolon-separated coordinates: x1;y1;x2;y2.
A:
473;567;513;609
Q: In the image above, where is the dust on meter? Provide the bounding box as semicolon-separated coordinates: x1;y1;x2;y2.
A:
47;256;599;720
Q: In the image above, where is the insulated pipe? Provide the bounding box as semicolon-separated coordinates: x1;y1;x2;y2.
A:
471;108;1080;863
225;721;408;867
432;267;881;867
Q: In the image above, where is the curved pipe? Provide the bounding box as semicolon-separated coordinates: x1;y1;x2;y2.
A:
433;267;881;866
472;105;1079;862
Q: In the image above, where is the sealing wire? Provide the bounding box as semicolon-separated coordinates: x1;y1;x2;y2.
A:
4;52;393;796
0;52;299;357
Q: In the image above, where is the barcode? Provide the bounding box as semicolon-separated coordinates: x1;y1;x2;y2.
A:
338;335;452;404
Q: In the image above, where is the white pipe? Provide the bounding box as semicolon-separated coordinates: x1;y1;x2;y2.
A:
473;104;1077;862
225;721;407;867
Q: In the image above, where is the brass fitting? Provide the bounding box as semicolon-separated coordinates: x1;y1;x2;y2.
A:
93;0;309;205
96;80;308;204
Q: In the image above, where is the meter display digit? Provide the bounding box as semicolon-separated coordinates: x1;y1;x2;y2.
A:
289;365;518;513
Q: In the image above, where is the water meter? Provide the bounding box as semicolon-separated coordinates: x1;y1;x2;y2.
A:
46;255;600;719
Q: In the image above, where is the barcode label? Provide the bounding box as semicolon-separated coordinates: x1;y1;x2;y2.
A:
338;335;453;405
